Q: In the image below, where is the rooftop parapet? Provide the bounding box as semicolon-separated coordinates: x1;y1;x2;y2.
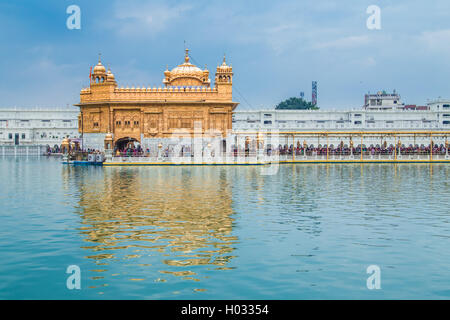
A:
80;49;233;104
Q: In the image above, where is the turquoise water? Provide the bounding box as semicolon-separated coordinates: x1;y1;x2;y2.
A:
0;157;449;299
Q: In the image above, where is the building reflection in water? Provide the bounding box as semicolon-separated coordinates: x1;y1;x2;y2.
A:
62;166;237;285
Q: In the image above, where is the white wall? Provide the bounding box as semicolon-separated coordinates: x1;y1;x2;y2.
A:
0;107;80;146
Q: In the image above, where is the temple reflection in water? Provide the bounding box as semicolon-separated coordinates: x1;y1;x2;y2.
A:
62;165;237;285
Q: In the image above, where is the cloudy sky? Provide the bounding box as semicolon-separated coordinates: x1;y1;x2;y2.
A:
1;0;450;110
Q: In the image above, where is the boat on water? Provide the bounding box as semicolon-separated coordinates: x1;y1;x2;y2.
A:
62;152;105;165
60;137;105;165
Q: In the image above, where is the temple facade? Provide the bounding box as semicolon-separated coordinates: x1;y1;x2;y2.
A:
76;49;238;151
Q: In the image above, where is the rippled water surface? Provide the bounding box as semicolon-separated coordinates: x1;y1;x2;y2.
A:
0;157;449;299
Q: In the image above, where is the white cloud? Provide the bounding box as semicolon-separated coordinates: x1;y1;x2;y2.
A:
195;2;369;55
23;46;79;77
418;29;450;51
352;56;376;68
313;35;369;50
110;1;192;37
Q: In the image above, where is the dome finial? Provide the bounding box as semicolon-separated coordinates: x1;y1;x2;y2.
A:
185;48;190;63
93;53;106;74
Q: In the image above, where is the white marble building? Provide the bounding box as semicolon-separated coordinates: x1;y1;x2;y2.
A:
363;91;404;110
232;97;450;148
233;99;450;132
0;107;79;146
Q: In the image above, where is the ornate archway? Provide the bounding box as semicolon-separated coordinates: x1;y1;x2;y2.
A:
115;137;139;151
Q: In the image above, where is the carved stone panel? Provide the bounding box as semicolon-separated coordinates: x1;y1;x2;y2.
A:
143;113;160;136
113;109;141;140
84;111;101;132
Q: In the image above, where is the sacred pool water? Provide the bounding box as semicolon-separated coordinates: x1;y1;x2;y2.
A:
0;157;449;299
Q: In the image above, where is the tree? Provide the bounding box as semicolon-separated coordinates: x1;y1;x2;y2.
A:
275;97;319;110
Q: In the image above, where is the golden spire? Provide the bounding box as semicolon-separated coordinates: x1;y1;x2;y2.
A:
98;53;102;64
184;48;190;63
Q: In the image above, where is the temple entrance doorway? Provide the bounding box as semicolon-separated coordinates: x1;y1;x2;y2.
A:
115;137;139;151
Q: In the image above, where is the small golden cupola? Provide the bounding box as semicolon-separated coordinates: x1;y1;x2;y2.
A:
163;48;211;87
215;54;233;85
106;67;116;84
92;54;107;83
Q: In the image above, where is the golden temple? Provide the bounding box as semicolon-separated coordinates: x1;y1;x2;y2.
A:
75;49;237;150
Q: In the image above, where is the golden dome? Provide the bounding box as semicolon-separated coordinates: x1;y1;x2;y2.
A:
164;48;210;87
93;54;106;74
171;64;204;75
94;63;106;74
106;69;115;81
170;49;204;77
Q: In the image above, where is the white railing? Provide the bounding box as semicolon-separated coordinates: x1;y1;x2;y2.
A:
106;151;449;163
0;145;47;156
